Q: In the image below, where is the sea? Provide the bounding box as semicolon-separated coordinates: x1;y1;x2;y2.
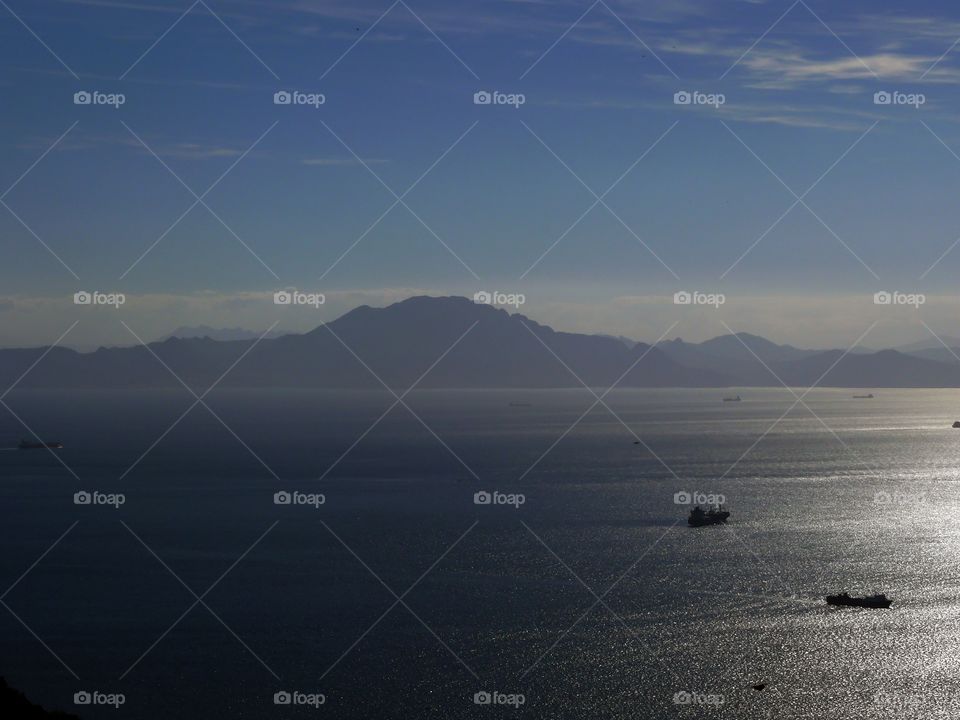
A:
1;387;959;719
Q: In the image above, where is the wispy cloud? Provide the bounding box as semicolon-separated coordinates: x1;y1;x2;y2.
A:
743;51;935;83
301;157;389;166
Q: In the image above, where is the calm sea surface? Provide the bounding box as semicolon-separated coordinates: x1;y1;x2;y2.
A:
1;388;959;719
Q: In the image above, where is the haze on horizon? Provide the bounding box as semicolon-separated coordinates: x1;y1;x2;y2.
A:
3;0;960;351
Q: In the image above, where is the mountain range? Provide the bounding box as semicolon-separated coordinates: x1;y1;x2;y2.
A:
3;296;960;389
159;325;285;342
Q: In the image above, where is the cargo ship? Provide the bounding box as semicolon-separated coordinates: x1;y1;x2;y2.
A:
688;505;730;527
825;592;891;609
17;439;63;450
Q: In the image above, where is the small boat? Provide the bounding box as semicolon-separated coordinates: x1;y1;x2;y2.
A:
17;439;63;450
825;592;892;609
723;395;742;402
688;505;730;527
853;393;874;399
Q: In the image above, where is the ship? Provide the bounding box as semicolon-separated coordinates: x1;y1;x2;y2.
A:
723;395;742;402
953;421;960;429
688;505;730;527
17;439;63;450
853;393;874;399
825;592;892;609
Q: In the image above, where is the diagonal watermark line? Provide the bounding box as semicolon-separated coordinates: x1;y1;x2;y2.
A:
120;120;279;280
0;0;79;78
318;320;480;481
519;120;680;280
319;0;400;80
2;122;80;273
122;521;281;678
723;525;798;598
318;121;478;281
719;120;879;280
199;0;280;79
924;114;960;166
721;0;876;80
520;520;685;686
0;320;82;477
0;399;82;481
718;322;878;481
688;587;816;606
798;0;877;79
119;521;279;680
120;0;278;80
399;0;480;80
519;320;683;481
718;321;882;475
919;321;960;366
520;0;678;80
320;1;478;81
922;35;960;80
0;200;80;279
597;0;679;79
119;320;281;481
521;0;599;79
120;0;200;79
118;324;278;482
2;522;79;601
720;0;800;79
1;599;80;678
319;520;479;680
516;321;679;482
519;520;677;679
920;234;960;280
2;122;78;201
0;522;81;679
918;121;960;277
1;322;79;401
320;120;481;280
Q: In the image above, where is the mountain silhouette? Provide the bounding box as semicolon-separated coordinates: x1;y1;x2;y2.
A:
2;296;960;389
0;678;80;719
159;325;285;342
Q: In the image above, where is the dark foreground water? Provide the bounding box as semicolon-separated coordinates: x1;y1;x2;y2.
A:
1;388;959;719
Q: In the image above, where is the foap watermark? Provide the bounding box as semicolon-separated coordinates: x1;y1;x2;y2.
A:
674;291;725;308
473;691;526;708
674;90;725;108
873;490;927;506
474;290;526;309
74;90;125;108
273;690;326;708
873;291;925;308
274;90;326;108
74;691;125;708
474;490;525;509
74;490;125;509
874;90;925;108
674;490;725;506
672;690;724;707
274;289;325;307
473;90;525;108
74;291;125;308
273;490;325;508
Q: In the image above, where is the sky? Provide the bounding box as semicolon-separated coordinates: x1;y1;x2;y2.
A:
3;0;960;350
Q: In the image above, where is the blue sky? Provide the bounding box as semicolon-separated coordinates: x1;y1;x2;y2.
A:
3;0;960;349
